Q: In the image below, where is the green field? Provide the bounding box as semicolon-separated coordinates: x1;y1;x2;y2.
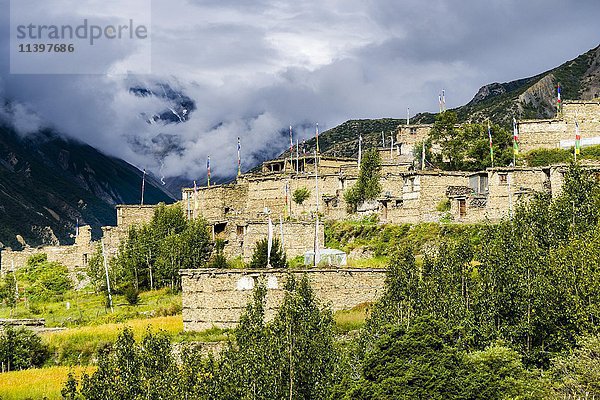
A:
0;287;181;328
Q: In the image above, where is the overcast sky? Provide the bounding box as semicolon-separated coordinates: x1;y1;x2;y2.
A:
0;0;599;181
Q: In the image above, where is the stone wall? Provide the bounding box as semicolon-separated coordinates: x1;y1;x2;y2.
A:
0;226;95;284
185;172;356;223
396;125;432;159
116;205;158;229
181;268;386;331
215;219;325;262
378;172;472;224
485;167;549;220
518;100;600;152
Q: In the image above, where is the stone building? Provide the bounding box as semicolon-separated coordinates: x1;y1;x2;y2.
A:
208;218;324;262
0;225;94;275
0;204;157;276
517;100;600;152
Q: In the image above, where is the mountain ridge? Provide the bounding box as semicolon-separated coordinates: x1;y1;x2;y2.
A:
0;125;175;249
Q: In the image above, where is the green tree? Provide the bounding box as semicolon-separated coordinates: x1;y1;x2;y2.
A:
348;316;468;399
208;239;228;268
73;327;184;400
550;334;600;398
17;254;72;301
292;187;311;205
248;237;287;269
0;272;17;308
216;275;339;399
428;111;512;170
344;149;382;212
0;327;49;372
112;205;212;291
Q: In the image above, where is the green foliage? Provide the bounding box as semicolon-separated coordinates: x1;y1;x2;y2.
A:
0;327;49;372
344;149;382;212
358;164;600;368
347;316;544;399
68;327;187;400
208;239;228;269
62;276;338;400
112;204;213;291
18;254;72;301
123;285;140;306
86;245;105;293
248;237;287;269
292;187;311;205
525;147;572;167
550;334;600;398
0;272;17;308
216;275;339;399
324;219;483;257
428;111;512;170
525;144;600;167
436;198;451;212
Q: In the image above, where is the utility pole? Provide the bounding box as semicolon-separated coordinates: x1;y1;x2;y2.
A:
101;240;114;313
140;169;146;206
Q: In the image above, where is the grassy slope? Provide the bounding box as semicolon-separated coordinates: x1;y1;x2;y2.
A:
0;288;181;328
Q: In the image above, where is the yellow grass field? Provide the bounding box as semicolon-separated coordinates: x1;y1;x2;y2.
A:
0;366;92;400
41;315;183;365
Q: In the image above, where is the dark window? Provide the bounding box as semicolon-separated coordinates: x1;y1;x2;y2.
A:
214;222;227;235
458;199;467;218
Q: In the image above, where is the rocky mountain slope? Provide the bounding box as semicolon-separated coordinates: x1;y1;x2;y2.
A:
0;125;175;249
455;44;600;125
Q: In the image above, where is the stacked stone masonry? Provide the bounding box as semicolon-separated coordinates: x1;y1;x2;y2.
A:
181;268;387;331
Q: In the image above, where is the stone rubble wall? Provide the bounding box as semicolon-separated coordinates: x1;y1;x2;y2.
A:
218;220;325;262
518;101;600;152
181;268;386;331
116;205;157;228
0;226;95;280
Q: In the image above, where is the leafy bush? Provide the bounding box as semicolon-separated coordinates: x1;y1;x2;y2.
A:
0;327;49;371
344;149;382;212
0;272;17;307
292;187;311;205
208;239;228;269
248;237;287;269
123;285;140;306
18;254;72;301
437;198;451;212
525;145;600;167
524;148;571;167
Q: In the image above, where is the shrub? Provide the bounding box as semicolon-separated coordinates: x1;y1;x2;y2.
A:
208;239;228;269
18;254;72;301
344;149;382;212
249;237;287;269
0;327;50;371
123;286;140;306
292;187;311;205
436;198;451;212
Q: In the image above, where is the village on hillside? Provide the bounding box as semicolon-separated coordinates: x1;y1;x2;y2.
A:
1;99;600;330
3;100;599;267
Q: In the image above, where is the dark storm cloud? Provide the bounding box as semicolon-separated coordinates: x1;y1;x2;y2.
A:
0;0;598;181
